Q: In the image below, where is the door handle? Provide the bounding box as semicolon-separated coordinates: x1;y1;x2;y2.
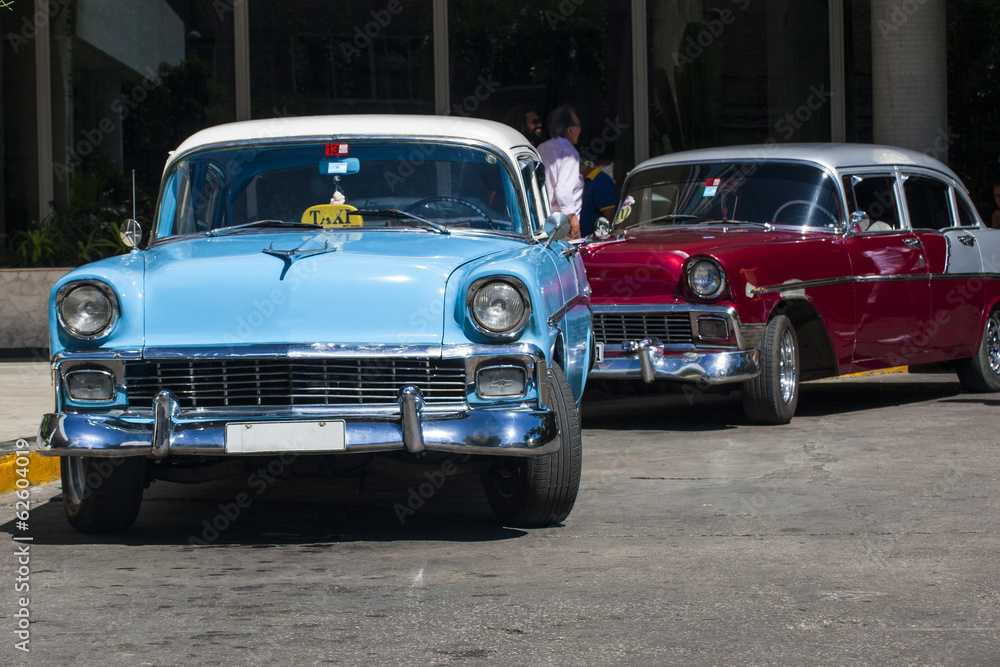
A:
903;237;922;249
957;234;976;247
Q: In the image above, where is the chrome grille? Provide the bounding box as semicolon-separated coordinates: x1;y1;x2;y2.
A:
124;358;467;409
594;312;693;346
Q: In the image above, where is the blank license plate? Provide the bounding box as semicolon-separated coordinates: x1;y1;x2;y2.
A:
225;420;347;454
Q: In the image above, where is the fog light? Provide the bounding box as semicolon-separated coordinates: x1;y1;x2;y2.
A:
66;370;115;402
476;366;527;398
697;316;730;340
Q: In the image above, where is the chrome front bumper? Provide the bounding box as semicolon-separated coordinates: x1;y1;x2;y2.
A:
590;304;761;384
589;346;760;384
37;342;558;459
37;391;557;458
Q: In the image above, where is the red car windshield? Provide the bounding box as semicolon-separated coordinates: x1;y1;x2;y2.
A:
619;162;843;229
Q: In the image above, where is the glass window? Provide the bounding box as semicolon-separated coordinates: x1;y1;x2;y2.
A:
843;174;900;231
647;1;831;155
956;194;981;228
249;1;435;118
5;0;236;267
903;175;952;231
620;162;842;229
448;0;633;179
155;141;524;238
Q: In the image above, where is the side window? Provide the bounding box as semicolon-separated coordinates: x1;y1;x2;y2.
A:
955;193;981;228
520;158;549;234
843;174;901;231
903;175;951;230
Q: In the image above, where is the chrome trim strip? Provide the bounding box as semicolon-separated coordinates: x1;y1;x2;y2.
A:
547;294;592;327
753;272;1000;297
133;342;546;361
853;273;930;284
750;275;855;296
589;349;760;384
37;407;558;458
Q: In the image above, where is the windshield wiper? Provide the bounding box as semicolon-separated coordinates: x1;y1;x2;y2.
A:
356;209;450;235
207;220;321;237
626;214;697;230
702;219;772;229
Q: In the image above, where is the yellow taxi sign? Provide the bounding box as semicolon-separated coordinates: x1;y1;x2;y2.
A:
301;204;363;228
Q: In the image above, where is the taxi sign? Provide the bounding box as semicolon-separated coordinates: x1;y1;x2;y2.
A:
301;204;363;228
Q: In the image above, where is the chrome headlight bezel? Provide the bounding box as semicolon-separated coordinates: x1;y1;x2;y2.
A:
466;276;532;339
56;281;120;340
686;258;727;300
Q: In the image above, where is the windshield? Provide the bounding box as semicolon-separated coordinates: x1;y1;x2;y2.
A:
618;162;844;230
154;141;525;239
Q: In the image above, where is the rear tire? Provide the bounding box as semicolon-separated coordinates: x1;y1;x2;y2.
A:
742;314;799;425
61;456;147;534
482;363;582;527
955;308;1000;392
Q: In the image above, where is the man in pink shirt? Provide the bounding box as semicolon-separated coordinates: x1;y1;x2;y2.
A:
537;105;583;239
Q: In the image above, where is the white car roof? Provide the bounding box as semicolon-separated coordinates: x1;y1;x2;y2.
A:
167;114;535;170
632;143;963;184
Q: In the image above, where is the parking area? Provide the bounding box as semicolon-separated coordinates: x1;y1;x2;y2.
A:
1;363;997;664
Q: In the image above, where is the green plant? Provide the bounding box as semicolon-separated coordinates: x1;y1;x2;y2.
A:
5;154;139;267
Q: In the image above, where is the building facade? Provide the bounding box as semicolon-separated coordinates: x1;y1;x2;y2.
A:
2;0;995;266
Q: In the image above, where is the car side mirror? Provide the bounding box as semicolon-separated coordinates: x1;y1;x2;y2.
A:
120;219;143;251
594;216;612;238
544;212;572;247
847;210;869;236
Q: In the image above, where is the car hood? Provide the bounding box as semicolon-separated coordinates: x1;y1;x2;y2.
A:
143;230;522;348
582;225;818;301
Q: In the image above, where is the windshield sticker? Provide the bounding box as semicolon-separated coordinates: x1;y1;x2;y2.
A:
703;178;721;197
325;143;349;156
614;195;635;225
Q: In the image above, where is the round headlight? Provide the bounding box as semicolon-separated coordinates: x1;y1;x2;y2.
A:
468;278;531;337
687;259;726;299
58;283;117;338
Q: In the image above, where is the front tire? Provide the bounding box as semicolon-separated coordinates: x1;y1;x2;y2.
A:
742;314;799;425
61;456;147;534
955;308;1000;392
482;363;582;527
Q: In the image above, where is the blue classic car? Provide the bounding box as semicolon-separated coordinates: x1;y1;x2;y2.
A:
38;115;592;533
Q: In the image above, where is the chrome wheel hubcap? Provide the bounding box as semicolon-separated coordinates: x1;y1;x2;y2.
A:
986;313;1000;375
778;329;797;404
65;457;87;506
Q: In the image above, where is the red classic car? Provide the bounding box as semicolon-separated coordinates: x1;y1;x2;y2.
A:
582;144;1000;423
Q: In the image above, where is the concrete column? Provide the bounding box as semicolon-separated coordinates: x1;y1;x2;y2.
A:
871;0;947;156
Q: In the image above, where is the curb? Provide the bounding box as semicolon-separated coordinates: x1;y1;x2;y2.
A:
0;446;60;495
840;365;910;379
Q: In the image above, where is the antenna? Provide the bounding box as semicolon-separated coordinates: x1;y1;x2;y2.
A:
132;169;136;221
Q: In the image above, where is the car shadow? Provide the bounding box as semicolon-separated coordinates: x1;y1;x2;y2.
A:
582;374;965;429
794;377;963;418
3;472;533;547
